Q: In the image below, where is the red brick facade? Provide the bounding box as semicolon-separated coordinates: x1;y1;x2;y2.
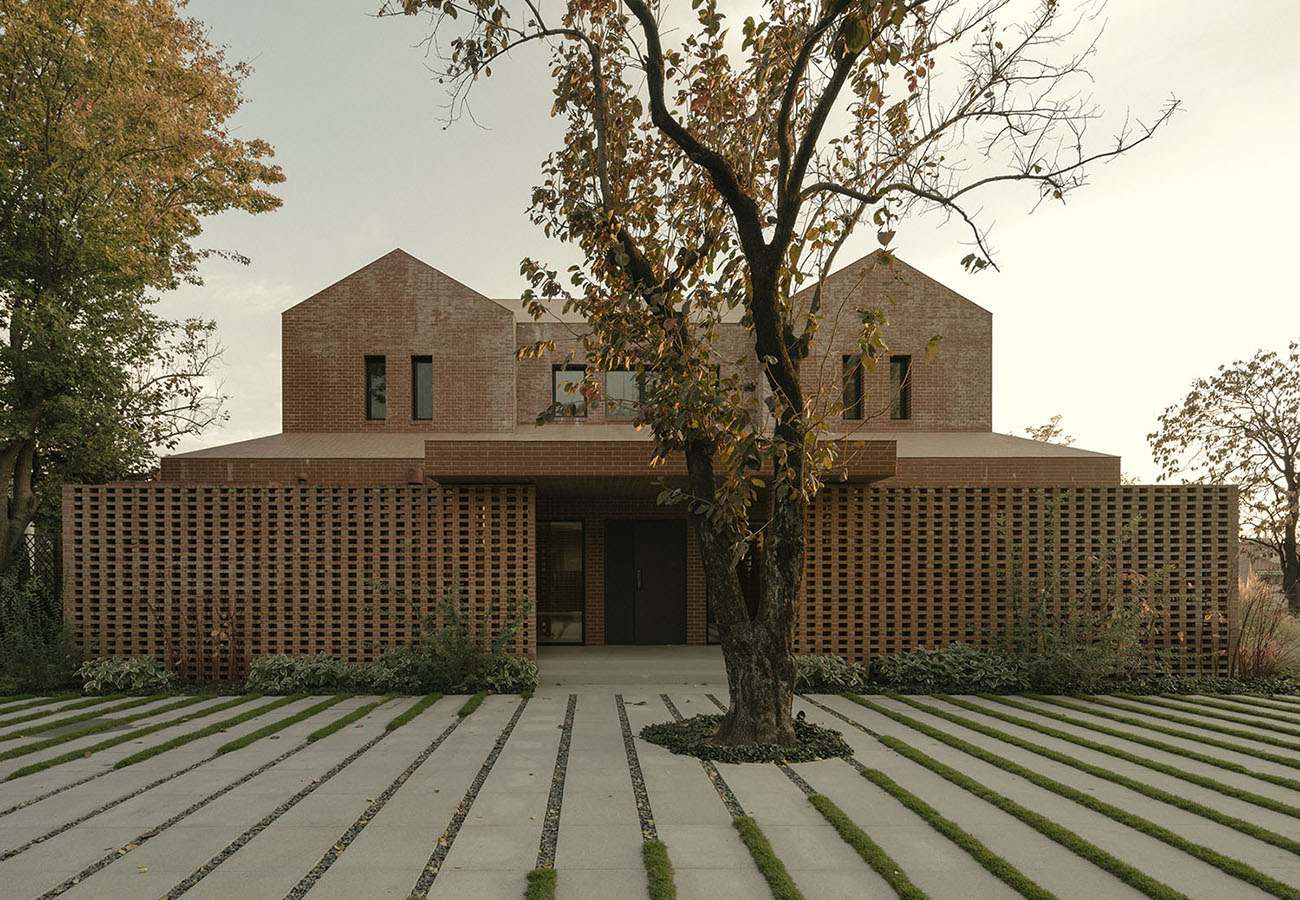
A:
63;249;1239;678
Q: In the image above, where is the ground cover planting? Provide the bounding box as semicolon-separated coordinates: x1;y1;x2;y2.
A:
1;690;1299;900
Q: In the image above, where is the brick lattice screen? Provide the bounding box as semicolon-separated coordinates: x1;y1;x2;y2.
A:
798;485;1238;672
63;484;535;683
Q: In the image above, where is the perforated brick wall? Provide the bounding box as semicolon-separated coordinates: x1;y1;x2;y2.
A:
798;485;1237;672
62;483;534;683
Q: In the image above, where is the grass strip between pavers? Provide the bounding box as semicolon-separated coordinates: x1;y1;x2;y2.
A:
215;694;350;755
0;693;139;741
111;693;311;768
873;731;1190;900
387;693;442;731
0;694;202;762
849;695;1300;900
642;839;677;900
895;695;1300;855
732;815;806;900
457;691;488;718
0;693;81;724
1210;694;1300;715
4;694;256;781
853;769;1058;900
1025;695;1300;771
1076;695;1300;752
307;693;397;742
524;867;557;900
1165;694;1300;725
956;697;1300;816
807;793;930;900
942;695;1300;819
1114;694;1300;736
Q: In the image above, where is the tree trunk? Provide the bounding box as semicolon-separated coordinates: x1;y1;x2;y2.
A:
0;438;39;572
1283;536;1300;616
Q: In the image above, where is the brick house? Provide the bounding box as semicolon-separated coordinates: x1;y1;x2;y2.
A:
63;249;1237;681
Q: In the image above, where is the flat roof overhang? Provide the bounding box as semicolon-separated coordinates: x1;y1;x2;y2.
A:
425;438;896;485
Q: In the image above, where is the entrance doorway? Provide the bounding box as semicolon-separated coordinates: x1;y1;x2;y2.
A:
604;520;687;644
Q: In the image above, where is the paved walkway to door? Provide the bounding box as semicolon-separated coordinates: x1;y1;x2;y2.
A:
1;678;1299;899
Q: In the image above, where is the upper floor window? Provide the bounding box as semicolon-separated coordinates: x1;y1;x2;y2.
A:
841;355;863;421
411;355;433;421
552;365;588;417
365;355;386;421
606;369;642;419
890;355;912;420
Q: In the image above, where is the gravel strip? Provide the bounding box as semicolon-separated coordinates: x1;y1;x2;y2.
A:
0;770;103;819
281;705;463;900
535;694;577;870
704;694;820;796
616;694;658;842
410;696;530;896
660;693;745;817
160;725;397;899
800;694;881;737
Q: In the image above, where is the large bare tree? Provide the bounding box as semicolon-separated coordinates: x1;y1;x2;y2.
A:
386;0;1175;744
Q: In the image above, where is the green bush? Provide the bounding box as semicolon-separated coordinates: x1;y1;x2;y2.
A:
795;654;867;692
482;655;539;693
0;572;80;692
78;655;177;695
874;644;1031;694
244;653;350;694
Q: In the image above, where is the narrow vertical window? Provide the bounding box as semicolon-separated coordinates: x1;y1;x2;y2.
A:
552;365;588;416
605;369;641;419
411;355;432;421
365;355;386;421
841;354;863;420
890;354;912;420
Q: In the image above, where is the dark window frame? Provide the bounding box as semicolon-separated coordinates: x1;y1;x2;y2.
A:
841;354;864;421
364;355;386;421
890;354;912;420
411;355;433;421
552;364;589;417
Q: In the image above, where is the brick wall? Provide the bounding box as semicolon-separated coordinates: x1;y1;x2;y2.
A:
63;483;535;682
158;457;424;485
282;249;517;434
799;485;1238;672
887;456;1121;486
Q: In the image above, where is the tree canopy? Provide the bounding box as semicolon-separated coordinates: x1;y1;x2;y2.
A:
0;0;284;568
1151;341;1300;612
388;0;1175;743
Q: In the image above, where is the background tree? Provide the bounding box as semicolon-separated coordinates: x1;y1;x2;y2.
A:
0;0;284;570
1150;341;1300;612
389;0;1175;744
1024;414;1075;446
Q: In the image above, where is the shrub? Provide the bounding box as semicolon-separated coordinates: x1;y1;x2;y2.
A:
874;644;1031;694
482;655;539;693
78;655;177;695
795;654;867;692
0;572;80;692
244;653;350;694
1231;575;1300;679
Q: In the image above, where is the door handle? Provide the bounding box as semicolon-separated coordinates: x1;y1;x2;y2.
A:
635;569;642;591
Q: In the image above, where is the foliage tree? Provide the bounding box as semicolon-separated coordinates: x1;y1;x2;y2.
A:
0;0;284;570
1023;414;1074;446
387;0;1176;744
1151;341;1300;613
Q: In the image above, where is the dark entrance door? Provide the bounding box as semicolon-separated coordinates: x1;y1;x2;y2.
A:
604;520;686;644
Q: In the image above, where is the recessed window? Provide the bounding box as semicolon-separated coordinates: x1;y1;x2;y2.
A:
365;356;386;421
606;369;642;419
890;355;912;420
552;365;588;416
842;355;863;420
411;355;432;421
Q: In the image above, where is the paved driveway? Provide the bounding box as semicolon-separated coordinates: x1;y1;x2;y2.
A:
1;680;1299;899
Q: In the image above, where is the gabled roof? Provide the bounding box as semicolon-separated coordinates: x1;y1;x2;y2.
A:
793;249;992;317
282;248;516;317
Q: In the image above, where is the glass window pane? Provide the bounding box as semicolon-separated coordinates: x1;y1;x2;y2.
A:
538;521;583;644
606;370;641;419
412;356;432;420
552;367;587;416
842;355;863;420
365;356;386;421
890;355;911;420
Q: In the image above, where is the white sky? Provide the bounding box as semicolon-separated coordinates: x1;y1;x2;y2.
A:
166;0;1300;482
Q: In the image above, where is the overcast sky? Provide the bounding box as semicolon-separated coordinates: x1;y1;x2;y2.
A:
166;0;1300;482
